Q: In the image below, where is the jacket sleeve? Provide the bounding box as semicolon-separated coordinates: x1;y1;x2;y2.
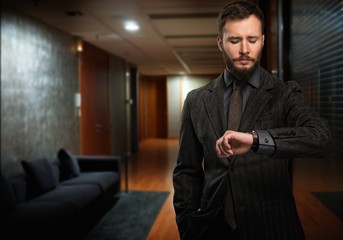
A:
172;93;205;238
268;80;331;159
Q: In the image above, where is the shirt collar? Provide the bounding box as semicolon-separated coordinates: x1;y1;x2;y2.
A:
224;66;261;89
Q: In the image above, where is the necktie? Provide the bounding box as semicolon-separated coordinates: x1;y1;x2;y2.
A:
228;80;243;130
224;80;242;230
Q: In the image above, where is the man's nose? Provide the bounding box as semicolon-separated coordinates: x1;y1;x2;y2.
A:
239;41;250;55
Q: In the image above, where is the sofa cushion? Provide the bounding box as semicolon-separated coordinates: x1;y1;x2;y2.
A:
5;201;76;225
31;184;101;211
58;148;80;181
21;158;58;199
7;174;27;204
60;171;119;192
0;171;17;216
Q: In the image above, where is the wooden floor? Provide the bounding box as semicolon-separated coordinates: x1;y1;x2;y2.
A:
123;138;343;240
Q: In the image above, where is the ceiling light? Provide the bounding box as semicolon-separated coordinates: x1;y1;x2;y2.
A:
124;21;139;31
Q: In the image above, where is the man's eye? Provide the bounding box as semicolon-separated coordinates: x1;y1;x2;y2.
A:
249;38;258;43
230;40;239;44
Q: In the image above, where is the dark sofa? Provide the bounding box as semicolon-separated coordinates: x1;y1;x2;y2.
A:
0;149;121;239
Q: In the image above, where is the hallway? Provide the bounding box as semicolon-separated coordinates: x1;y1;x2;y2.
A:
125;138;179;240
126;138;343;240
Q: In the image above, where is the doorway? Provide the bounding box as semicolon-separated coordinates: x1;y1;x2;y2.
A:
79;42;111;155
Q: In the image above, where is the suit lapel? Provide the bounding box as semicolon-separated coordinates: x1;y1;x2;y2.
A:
240;72;274;132
203;75;226;139
201;69;274;143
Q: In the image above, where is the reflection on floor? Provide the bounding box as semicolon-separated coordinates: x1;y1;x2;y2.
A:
126;138;343;240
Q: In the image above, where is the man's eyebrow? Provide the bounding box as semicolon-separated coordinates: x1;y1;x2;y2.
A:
228;35;259;39
228;36;242;40
248;36;259;40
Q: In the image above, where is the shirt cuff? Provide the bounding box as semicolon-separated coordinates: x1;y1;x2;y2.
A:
256;130;276;156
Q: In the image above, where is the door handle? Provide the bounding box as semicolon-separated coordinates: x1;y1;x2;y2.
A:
96;124;103;132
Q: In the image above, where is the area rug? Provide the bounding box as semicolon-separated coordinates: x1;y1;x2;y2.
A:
84;190;170;240
312;191;343;221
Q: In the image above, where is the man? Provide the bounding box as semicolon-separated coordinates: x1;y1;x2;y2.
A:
172;1;331;240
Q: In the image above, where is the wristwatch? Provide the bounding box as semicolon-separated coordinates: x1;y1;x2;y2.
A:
251;130;259;152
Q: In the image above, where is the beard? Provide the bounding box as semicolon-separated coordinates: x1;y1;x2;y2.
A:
222;50;262;85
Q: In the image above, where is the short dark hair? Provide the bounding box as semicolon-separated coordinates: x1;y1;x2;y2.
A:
217;0;265;37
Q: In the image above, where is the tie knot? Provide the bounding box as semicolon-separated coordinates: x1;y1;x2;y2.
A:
233;80;241;90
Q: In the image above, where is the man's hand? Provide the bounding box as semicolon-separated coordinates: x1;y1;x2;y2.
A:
216;130;253;157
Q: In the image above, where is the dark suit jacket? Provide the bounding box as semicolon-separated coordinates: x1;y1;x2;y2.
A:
173;67;331;240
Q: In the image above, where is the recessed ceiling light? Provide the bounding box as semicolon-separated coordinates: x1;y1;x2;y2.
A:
124;21;139;31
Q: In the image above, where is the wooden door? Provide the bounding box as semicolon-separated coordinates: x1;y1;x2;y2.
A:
139;75;168;140
80;42;111;155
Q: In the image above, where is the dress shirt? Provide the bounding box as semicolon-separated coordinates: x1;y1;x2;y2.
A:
223;67;276;156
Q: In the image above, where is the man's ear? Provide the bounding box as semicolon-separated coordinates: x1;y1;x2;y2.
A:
262;34;265;46
217;35;223;52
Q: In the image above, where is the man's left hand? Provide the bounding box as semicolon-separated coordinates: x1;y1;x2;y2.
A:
215;130;253;157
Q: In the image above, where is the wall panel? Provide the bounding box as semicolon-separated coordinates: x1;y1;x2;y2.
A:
290;0;343;157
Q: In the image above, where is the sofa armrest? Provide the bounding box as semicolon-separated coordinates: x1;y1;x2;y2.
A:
74;155;121;173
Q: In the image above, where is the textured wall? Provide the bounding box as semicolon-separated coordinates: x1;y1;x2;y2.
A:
1;8;80;176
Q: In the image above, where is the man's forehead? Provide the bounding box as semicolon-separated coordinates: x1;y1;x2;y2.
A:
223;15;263;34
